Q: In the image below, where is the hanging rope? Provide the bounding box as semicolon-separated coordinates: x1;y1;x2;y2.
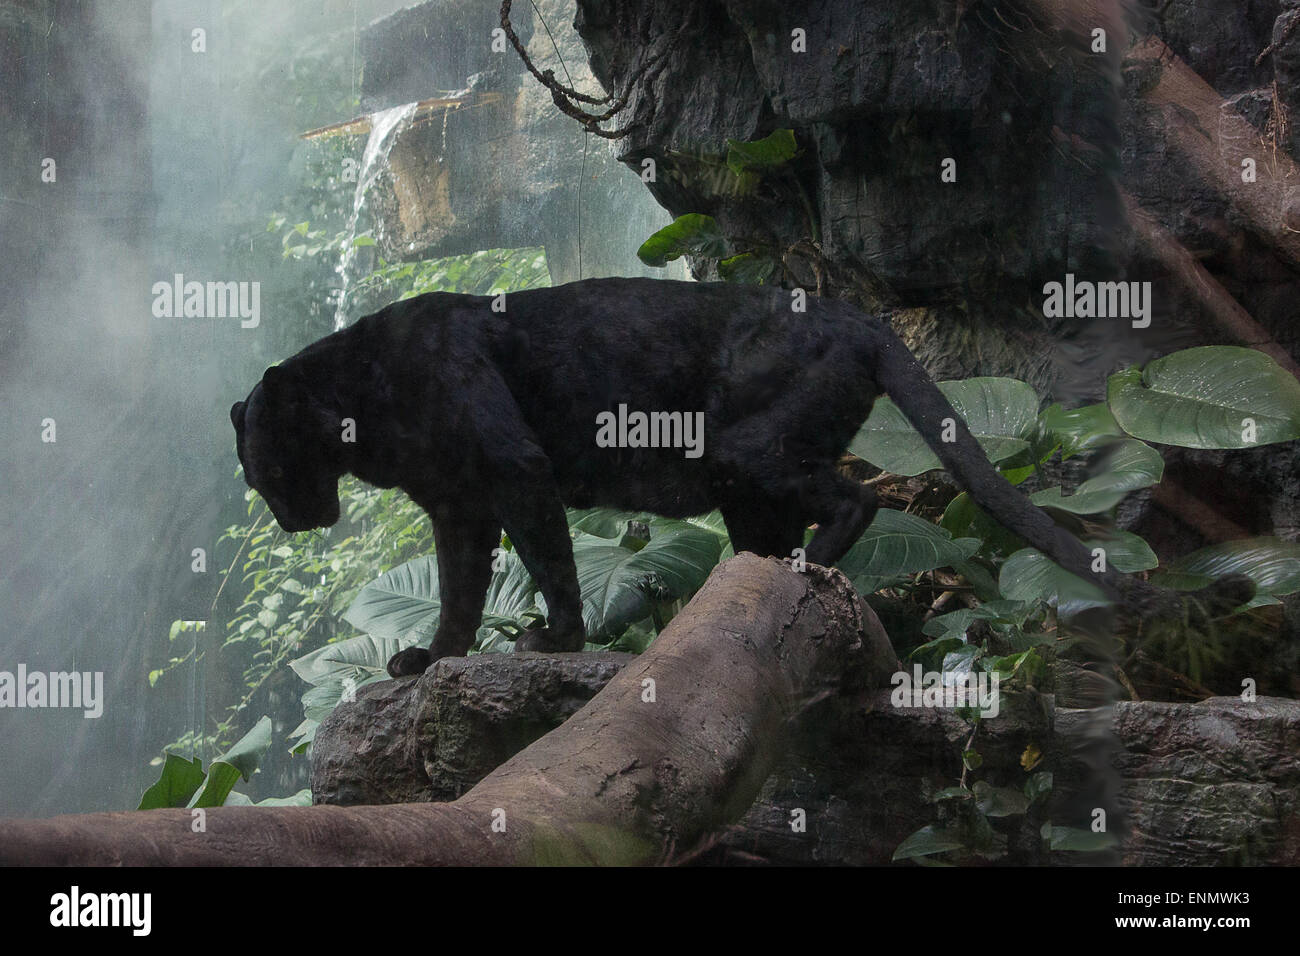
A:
499;0;684;139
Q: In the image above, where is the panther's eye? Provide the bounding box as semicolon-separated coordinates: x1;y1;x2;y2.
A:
270;466;284;480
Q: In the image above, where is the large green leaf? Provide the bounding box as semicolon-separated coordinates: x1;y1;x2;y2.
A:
636;214;727;267
566;519;722;639
188;716;273;809
718;253;777;284
1029;439;1163;514
474;549;545;652
1043;825;1117;852
343;556;442;644
290;632;408;686
567;508;646;539
849;378;1040;476
1085;531;1158;573
892;825;968;861
920;600;1037;641
726;129;799;175
837;508;981;594
1151;537;1300;608
137;753;207;810
254;789;312;807
480;549;541;622
1107;347;1300;448
684;509;735;560
1039;402;1123;458
998;549;1110;609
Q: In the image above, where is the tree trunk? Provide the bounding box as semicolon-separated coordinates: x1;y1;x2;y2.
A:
0;555;889;866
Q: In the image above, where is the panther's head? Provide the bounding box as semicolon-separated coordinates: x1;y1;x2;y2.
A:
231;364;342;533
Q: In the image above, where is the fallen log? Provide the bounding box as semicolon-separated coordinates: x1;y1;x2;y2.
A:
0;554;888;866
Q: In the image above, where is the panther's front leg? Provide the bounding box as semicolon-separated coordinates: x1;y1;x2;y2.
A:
495;487;586;655
386;508;500;678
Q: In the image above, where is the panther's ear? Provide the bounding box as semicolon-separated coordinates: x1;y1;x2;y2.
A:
262;364;287;390
262;363;305;399
230;401;246;430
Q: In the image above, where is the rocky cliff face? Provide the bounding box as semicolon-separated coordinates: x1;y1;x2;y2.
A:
575;0;1130;390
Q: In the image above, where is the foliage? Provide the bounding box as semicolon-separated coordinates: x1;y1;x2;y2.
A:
636;214;728;268
288;512;721;745
153;478;434;762
869;346;1300;863
637;130;805;280
1107;346;1300;448
138;716;310;810
850;377;1041;476
275;216;550;301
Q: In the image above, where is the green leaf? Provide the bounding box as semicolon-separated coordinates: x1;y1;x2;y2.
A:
344;556;442;643
1030;439;1163;514
1087;531;1158;573
837;509;981;594
921;600;1037;640
636;214;727;267
850;378;1040;476
254;789;312;807
1043;825;1117;852
567;508;645;539
905;636;966;670
933;787;973;802
718;253;777;284
683;509;730;539
986;649;1043;683
1107;347;1300;448
137;753;207;810
187;716;273;809
892;825;968;861
290;633;405;686
567;519;721;639
474;549;543;648
482;550;540;620
1040;402;1123;458
1151;537;1300;607
725;129;798;175
999;548;1110;609
942;645;981;680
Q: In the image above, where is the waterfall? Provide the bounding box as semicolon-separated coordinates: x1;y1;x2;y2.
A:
333;101;418;329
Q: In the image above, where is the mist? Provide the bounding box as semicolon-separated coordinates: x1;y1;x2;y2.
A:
0;0;675;815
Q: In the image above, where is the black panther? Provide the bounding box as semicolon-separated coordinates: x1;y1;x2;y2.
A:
231;278;1252;677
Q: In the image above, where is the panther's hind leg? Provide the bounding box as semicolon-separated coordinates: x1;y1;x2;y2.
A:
800;468;878;567
718;495;807;560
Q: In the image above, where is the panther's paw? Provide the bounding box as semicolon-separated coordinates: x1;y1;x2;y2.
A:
386;647;432;678
515;625;585;654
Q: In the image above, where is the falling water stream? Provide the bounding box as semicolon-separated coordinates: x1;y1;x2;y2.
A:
333;101;419;329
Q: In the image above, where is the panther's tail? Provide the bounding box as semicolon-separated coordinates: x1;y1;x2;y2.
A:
872;328;1254;616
